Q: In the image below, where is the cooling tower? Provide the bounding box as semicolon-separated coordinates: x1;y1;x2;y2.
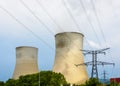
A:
53;32;88;85
12;46;38;79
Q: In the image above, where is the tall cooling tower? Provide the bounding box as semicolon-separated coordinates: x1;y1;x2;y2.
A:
53;32;88;85
13;46;38;79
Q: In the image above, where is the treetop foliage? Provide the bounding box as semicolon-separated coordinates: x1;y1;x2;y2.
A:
1;71;120;86
0;71;67;86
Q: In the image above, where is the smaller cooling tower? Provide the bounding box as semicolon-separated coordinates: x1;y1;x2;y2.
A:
12;46;38;79
53;32;88;85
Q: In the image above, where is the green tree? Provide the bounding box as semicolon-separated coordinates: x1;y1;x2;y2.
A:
5;79;18;86
18;73;39;86
5;73;39;86
40;71;67;86
4;71;67;86
83;78;102;86
0;81;4;86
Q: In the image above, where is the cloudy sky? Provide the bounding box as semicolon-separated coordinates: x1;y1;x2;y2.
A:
0;0;120;81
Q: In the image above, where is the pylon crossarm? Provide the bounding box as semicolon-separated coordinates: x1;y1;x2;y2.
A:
83;52;92;55
96;61;115;66
80;49;92;52
97;51;106;55
80;50;92;55
96;48;110;52
101;72;108;75
75;61;93;67
84;61;93;66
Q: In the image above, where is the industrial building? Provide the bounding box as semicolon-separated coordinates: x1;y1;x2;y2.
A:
12;46;39;79
53;32;88;85
110;78;120;83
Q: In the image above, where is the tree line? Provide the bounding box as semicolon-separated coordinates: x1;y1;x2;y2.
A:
0;71;67;86
0;71;120;86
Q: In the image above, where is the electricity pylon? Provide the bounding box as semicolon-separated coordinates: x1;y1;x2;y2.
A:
101;70;108;81
75;48;115;79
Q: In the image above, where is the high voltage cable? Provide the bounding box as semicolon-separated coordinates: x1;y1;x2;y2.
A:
92;0;115;75
35;0;64;32
35;0;74;48
90;0;115;68
90;0;115;75
20;0;84;60
62;1;114;76
35;0;80;56
78;0;102;47
36;0;93;51
91;0;115;78
0;1;116;78
19;0;54;35
62;0;82;32
91;0;114;66
35;0;78;48
36;0;90;59
0;5;53;49
62;0;93;49
91;0;107;45
0;4;82;64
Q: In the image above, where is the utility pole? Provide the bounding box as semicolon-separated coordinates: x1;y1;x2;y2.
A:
75;48;115;79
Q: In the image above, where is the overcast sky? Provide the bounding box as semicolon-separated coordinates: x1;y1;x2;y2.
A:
0;0;120;81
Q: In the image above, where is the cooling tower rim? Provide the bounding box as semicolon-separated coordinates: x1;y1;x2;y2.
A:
55;32;84;37
16;46;38;50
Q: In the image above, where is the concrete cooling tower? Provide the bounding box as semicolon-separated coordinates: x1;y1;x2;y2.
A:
13;46;38;79
53;32;88;85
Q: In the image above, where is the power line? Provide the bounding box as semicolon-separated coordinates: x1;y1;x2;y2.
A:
61;1;101;72
0;5;54;84
90;0;116;79
78;0;102;47
3;0;83;65
62;0;112;71
35;0;64;32
0;4;81;65
62;0;82;32
62;0;94;50
35;0;92;59
36;0;93;51
62;1;114;76
90;0;107;45
90;1;115;74
0;5;53;49
19;0;54;35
